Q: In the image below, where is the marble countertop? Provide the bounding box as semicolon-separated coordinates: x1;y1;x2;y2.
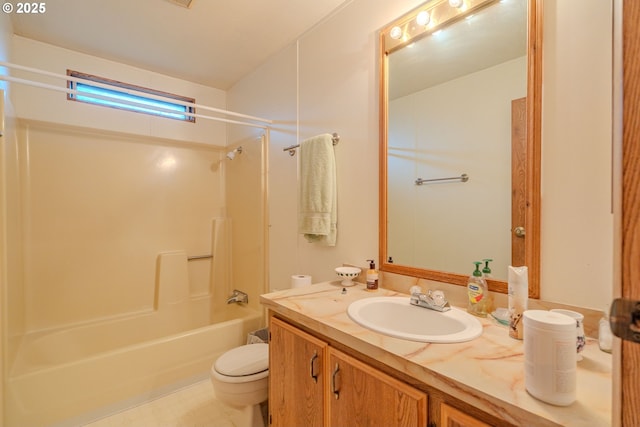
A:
260;282;612;427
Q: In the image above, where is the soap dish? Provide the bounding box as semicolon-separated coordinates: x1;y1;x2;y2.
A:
335;267;361;287
491;308;510;326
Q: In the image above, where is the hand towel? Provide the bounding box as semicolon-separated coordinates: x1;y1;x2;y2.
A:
298;133;337;246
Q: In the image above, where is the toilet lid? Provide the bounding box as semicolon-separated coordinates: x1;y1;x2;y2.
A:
214;343;269;377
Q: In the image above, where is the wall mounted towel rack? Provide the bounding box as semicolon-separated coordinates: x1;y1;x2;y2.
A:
187;254;213;261
415;173;469;185
283;132;340;156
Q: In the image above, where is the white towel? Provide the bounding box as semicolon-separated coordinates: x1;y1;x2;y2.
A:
298;134;337;246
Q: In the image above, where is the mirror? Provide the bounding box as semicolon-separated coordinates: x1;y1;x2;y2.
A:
379;0;541;296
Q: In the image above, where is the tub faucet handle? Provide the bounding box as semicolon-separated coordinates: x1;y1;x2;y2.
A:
226;289;249;304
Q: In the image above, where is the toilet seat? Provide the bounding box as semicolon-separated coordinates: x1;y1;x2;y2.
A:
213;343;269;384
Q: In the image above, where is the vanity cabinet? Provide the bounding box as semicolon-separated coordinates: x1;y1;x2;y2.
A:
440;403;492;427
269;316;428;427
262;284;610;426
269;316;326;427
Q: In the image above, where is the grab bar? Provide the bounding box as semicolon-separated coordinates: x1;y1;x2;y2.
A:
187;254;213;261
415;173;469;185
283;132;340;156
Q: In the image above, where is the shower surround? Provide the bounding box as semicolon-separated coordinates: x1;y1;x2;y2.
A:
2;120;266;426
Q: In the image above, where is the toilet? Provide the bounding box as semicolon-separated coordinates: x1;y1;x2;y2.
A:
210;343;269;427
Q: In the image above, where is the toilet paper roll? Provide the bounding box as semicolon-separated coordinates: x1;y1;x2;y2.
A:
291;275;312;288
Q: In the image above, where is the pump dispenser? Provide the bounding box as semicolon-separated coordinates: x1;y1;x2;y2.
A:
482;259;493;279
467;262;490;317
366;259;378;291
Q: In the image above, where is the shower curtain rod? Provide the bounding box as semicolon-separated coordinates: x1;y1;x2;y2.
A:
0;75;269;129
0;60;273;127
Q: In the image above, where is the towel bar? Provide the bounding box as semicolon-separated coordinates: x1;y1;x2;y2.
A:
283;132;340;156
415;174;469;185
187;254;213;261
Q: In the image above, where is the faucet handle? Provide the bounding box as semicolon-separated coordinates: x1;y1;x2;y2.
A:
429;290;446;305
410;285;423;296
428;290;450;311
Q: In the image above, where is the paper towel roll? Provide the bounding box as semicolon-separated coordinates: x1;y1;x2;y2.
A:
291;275;312;288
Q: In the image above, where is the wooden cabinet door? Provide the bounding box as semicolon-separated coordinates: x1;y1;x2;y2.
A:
327;347;427;427
269;317;327;427
440;403;491;427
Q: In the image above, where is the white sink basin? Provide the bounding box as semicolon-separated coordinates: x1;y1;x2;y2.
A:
347;296;482;343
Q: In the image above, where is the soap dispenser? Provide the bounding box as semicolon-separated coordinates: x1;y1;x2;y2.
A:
366;259;378;291
482;259;493;279
467;262;489;317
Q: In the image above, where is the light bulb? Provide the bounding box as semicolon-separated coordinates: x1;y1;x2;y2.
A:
449;0;464;8
389;26;403;40
416;11;430;26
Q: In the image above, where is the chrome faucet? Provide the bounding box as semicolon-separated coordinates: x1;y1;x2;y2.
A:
226;289;249;304
409;286;451;312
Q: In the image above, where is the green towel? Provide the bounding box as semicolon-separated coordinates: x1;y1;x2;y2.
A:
298;134;337;246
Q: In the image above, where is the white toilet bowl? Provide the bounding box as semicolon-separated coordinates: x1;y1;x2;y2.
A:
210;343;269;427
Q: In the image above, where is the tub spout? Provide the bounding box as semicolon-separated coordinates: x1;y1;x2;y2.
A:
226;289;248;304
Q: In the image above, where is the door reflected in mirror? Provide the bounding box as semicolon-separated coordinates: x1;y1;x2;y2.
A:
379;0;541;296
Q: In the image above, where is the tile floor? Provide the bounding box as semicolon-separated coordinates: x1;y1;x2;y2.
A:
83;379;252;427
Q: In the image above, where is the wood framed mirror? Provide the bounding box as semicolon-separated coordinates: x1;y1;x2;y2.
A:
379;0;542;297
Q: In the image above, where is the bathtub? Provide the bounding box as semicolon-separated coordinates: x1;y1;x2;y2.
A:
5;300;263;427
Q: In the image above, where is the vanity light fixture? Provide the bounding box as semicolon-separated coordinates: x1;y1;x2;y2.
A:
416;10;431;26
389;26;403;40
383;0;491;53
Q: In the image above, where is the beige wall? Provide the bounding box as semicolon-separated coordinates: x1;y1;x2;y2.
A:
229;1;424;291
2;37;268;333
229;0;614;309
540;0;613;308
10;36;227;146
10;121;225;332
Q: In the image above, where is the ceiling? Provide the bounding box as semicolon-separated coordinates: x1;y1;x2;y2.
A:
10;0;349;90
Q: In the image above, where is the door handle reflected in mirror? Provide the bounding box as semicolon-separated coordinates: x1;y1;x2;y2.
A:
514;226;526;238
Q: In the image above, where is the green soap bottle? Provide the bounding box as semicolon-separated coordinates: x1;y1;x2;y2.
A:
467;262;489;317
482;259;493;279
